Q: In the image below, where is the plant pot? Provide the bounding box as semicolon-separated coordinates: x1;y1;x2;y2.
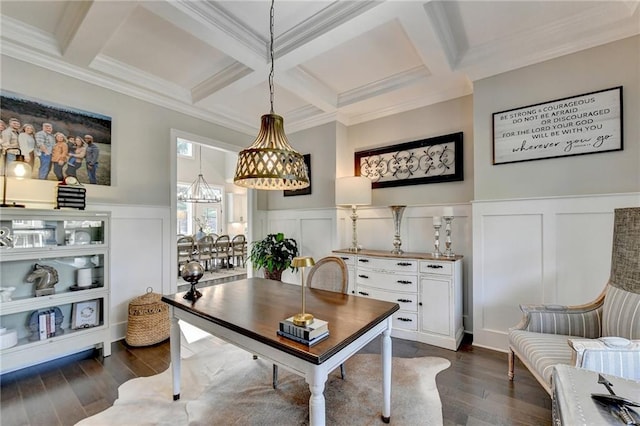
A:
264;269;284;281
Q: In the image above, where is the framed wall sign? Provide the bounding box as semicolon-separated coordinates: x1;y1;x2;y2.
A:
355;132;463;189
71;299;100;329
493;86;622;165
283;154;311;196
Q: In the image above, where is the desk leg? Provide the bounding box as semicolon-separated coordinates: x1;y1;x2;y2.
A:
170;310;181;400
307;368;327;426
381;321;392;423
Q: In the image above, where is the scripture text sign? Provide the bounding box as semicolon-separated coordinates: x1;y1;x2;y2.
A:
492;87;622;165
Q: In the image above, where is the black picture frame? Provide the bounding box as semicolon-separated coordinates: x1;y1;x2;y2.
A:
492;86;623;165
283;154;312;196
355;132;463;189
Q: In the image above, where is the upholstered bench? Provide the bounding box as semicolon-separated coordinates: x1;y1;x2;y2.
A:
508;207;640;395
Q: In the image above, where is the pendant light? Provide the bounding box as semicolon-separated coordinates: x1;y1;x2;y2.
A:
178;145;221;203
233;0;309;190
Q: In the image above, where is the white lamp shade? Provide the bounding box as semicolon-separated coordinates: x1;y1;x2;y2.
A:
335;176;371;206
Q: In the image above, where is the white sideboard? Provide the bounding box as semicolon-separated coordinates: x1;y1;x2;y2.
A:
333;249;463;350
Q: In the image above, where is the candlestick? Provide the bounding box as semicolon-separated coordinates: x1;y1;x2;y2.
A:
443;216;454;257
433;223;442;257
433;216;442;226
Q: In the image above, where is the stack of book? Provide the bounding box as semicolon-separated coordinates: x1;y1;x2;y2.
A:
278;316;329;346
38;309;57;340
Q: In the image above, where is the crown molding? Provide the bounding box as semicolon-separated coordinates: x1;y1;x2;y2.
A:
422;1;463;70
338;66;430;108
275;1;383;57
175;0;266;59
1;40;255;136
1;15;61;55
344;80;473;127
191;61;254;103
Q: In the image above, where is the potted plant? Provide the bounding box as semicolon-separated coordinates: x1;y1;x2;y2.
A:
249;233;299;281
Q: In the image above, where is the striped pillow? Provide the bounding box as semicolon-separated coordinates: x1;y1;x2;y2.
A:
602;285;640;339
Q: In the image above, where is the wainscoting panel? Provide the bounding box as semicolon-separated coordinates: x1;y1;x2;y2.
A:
472;193;640;352
555;212;612;304
91;204;171;343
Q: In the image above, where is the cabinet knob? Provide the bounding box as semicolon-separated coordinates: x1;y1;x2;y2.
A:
427;264;443;269
358;291;370;296
358;274;369;279
419;302;423;306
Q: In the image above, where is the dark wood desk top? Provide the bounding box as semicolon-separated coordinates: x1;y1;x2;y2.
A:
162;277;399;364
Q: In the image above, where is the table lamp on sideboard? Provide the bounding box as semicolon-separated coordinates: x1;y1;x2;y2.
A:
335;176;372;252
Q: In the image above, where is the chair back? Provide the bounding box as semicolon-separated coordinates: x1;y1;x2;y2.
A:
198;235;215;257
603;207;640;339
307;256;348;294
231;234;246;253
214;235;231;254
177;236;195;262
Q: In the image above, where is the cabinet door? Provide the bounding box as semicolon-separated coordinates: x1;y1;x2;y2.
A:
419;276;451;336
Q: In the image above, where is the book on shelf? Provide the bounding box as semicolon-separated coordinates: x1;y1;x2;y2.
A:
277;330;329;346
279;317;328;340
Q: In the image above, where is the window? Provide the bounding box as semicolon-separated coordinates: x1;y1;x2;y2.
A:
177;138;193;158
177;183;193;235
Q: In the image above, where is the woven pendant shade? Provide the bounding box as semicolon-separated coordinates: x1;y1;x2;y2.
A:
234;114;309;190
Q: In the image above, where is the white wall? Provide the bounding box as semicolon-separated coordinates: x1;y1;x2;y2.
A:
472;35;640;351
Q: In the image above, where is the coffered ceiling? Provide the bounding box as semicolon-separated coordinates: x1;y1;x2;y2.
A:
1;1;638;136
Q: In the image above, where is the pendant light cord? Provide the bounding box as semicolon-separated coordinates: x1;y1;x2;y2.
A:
269;0;275;114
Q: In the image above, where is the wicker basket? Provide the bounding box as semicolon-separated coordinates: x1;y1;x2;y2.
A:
125;288;170;347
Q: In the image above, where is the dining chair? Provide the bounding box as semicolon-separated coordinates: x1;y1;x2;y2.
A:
197;235;215;271
231;234;247;268
177;235;195;275
212;235;231;270
272;256;348;388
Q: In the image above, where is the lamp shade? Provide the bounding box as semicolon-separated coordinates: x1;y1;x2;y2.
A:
335;176;371;206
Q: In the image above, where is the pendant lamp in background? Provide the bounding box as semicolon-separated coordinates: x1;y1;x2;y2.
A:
233;0;309;190
178;145;221;203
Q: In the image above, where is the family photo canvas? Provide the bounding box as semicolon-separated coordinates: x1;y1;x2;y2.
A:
0;90;112;186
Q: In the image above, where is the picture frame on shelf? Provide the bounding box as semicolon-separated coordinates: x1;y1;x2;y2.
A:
71;299;100;329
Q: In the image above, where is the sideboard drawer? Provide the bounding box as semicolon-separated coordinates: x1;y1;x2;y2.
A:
419;260;453;275
357;256;417;273
356;287;418;312
335;254;355;266
355;270;418;292
392;311;418;331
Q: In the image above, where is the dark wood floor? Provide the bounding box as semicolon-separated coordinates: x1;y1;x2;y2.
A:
0;334;551;426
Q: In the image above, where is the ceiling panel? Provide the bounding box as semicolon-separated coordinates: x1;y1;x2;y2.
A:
101;6;233;87
1;0;637;135
300;19;422;93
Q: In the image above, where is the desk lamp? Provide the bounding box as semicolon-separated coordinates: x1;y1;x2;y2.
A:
291;256;315;326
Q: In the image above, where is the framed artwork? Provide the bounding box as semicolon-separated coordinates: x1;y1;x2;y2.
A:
355;132;463;189
284;153;312;196
71;299;100;329
0;90;112;185
493;86;622;165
